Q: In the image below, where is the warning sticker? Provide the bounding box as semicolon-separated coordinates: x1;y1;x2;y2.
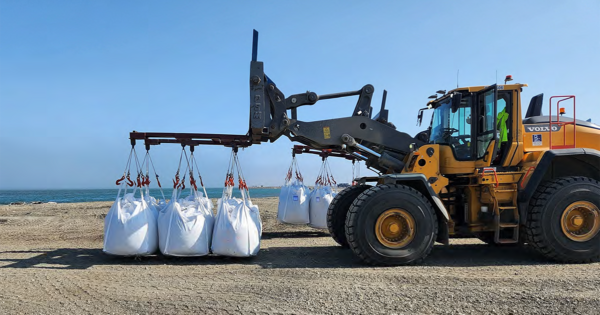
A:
323;127;331;139
532;134;542;146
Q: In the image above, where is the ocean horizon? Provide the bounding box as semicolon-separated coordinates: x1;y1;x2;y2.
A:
0;187;282;205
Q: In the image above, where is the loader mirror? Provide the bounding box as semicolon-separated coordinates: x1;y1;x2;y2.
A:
417;108;424;126
451;93;462;113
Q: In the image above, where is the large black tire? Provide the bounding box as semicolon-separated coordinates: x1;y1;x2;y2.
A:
345;184;438;266
326;185;372;248
525;176;600;263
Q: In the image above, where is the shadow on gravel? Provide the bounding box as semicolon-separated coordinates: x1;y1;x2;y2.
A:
0;246;358;270
0;243;551;270
261;231;330;239
424;243;548;267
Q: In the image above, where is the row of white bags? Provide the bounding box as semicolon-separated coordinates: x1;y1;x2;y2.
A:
104;149;261;257
277;157;337;229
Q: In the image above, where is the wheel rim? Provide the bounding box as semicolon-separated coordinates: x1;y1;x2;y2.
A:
560;201;600;242
375;209;416;249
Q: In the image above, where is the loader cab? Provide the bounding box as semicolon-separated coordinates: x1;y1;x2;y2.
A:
429;93;473;160
428;85;514;167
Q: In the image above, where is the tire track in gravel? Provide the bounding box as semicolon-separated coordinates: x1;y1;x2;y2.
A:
0;269;67;314
37;271;95;314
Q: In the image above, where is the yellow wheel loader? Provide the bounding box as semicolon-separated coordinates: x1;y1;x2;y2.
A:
131;30;600;265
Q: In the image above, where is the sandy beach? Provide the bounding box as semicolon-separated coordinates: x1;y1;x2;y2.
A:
1;198;599;314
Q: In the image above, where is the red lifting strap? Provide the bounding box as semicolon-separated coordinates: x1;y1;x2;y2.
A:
115;175;125;186
190;176;198;191
239;179;248;190
126;175;134;187
225;174;235;187
177;177;186;190
173;174;180;189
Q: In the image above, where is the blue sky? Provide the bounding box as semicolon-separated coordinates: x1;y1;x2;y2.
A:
1;1;599;189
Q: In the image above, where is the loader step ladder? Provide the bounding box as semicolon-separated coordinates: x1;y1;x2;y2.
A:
491;184;520;244
548;95;576;149
495;205;519;244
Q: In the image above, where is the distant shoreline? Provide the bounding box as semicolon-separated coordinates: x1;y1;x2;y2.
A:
2;195;281;206
0;187;283;205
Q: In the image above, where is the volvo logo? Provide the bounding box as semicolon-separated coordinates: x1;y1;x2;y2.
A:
524;124;561;132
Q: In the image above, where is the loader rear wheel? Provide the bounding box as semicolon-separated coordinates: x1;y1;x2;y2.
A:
327;185;371;248
345;184;437;265
525;176;600;263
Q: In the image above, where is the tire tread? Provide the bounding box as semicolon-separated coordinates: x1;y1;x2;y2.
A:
327;185;371;248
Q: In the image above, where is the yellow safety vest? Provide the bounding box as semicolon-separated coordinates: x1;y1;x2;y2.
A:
497;108;509;143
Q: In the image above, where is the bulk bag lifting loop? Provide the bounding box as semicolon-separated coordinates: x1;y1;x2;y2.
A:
309;157;338;229
143;149;166;203
137;150;167;218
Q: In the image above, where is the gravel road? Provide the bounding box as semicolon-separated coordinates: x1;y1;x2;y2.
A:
0;199;599;314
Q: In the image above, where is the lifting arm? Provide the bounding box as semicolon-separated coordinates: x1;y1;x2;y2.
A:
129;30;424;174
248;30;423;172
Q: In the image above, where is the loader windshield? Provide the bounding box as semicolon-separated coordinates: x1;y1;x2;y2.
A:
429;97;472;160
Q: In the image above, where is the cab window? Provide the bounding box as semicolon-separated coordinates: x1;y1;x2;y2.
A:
429;96;472;160
476;89;496;159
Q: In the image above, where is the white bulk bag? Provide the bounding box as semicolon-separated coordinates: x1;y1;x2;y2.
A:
104;187;158;256
158;189;214;256
309;185;336;229
277;156;310;224
212;186;262;257
277;180;310;224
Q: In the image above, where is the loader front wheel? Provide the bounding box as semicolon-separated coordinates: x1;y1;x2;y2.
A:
345;184;438;265
327;185;371;248
525;176;600;263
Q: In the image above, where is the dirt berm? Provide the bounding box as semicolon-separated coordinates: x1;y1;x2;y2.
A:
0;199;598;314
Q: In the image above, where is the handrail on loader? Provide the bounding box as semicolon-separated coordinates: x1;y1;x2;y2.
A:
548;95;576;149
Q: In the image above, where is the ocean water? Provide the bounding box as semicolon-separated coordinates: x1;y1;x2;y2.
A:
0;187;281;205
